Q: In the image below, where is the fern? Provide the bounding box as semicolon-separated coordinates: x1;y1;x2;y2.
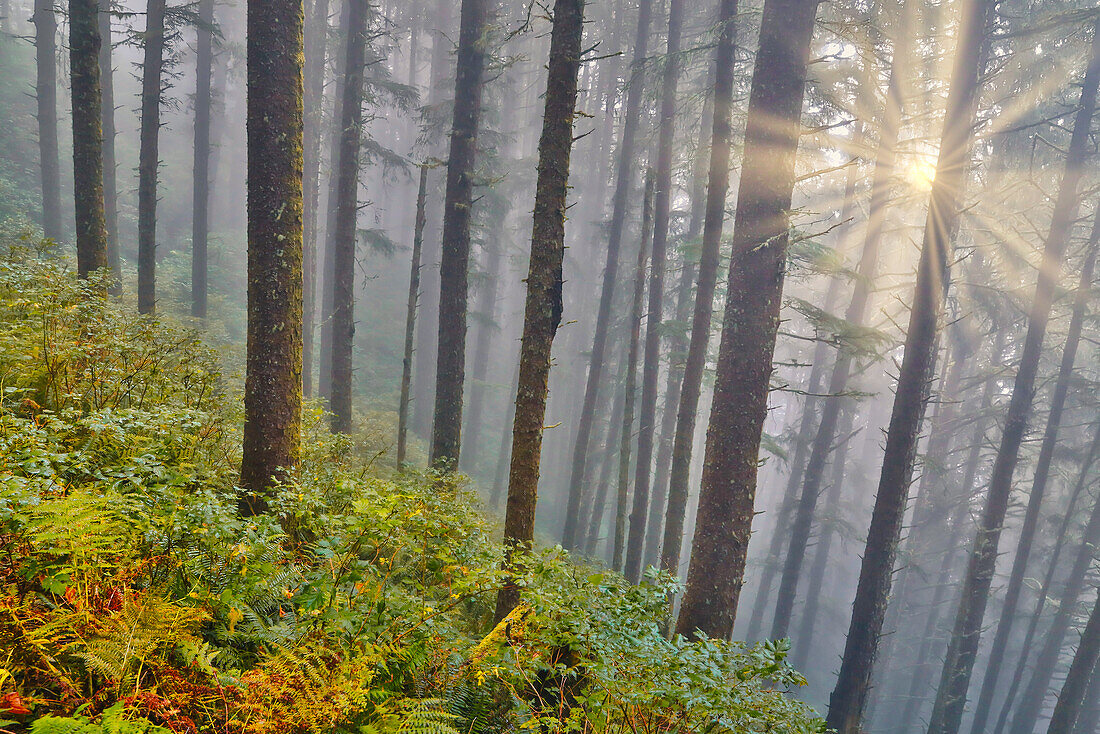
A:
31;703;171;734
397;699;461;734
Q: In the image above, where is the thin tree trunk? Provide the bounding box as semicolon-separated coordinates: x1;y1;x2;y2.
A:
623;0;684;584
674;0;819;641
1046;590;1100;734
461;233;505;475
1005;426;1100;734
1070;660;1100;734
993;419;1100;734
69;0;108;280
644;92;712;568
328;0;369;434
770;83;895;644
824;1;994;729
398;163;429;466
494;0;585;621
490;359;520;510
98;0;120;293
192;0;214;318
34;0;61;243
429;0;491;467
659;0;737;581
586;362;628;557
239;0;304;514
970;202;1100;734
137;0;166;314
929;23;1100;734
560;0;654;550
302;0;331;396
615;171;654;573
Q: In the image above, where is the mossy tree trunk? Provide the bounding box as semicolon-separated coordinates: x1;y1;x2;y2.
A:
398;163;429;466
674;0;820;642
494;0;585;621
69;0;108;281
239;0;304;514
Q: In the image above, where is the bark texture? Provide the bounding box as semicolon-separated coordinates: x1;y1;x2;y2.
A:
675;0;820;641
98;0;121;293
69;0;109;281
430;0;491;467
494;0;584;620
137;0;166;314
239;0;305;514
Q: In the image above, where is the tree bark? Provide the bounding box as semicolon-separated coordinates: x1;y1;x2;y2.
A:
928;22;1100;734
239;0;304;514
428;0;491;467
33;0;62;243
328;0;369;434
461;232;506;475
970;203;1100;734
660;0;737;581
98;0;120;293
494;0;585;621
674;0;820;642
615;171;654;573
623;0;684;584
398;163;429;466
560;0;654;551
137;0;166;314
191;0;214;318
69;0;108;281
824;1;994;729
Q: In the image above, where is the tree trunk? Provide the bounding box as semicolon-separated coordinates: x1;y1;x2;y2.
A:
560;0;654;551
33;0;61;243
674;0;819;641
993;418;1100;734
461;232;505;475
69;0;108;281
644;92;712;568
137;0;166;314
928;22;1100;734
1005;428;1100;734
585;361;628;557
970;203;1100;734
191;0;214;318
615;171;654;573
398;163;429;466
494;0;584;621
623;0;684;584
239;0;304;514
770;72;897;644
429;0;491;467
824;0;994;729
659;0;737;581
1045;591;1100;734
490;359;520;509
98;0;120;293
328;0;369;434
302;0;330;397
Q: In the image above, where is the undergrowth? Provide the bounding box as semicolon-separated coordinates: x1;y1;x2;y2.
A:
0;234;824;733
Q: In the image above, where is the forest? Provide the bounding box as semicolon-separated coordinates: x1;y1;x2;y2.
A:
0;0;1099;731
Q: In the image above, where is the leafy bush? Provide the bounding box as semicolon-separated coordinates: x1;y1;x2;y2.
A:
0;244;823;734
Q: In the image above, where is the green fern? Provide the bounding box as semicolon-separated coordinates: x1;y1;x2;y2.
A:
397;698;461;734
31;703;172;734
